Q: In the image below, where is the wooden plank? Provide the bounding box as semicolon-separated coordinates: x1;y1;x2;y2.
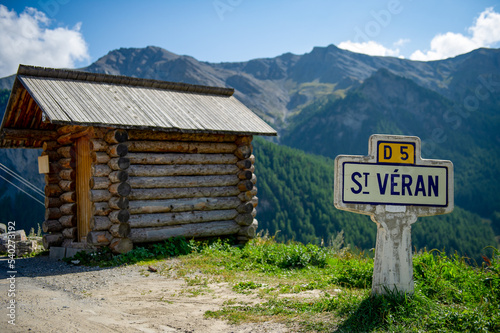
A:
12;89;29;125
20;95;36;128
4;88;24;127
76;136;92;242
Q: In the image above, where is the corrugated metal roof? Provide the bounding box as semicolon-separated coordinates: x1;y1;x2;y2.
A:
1;65;276;139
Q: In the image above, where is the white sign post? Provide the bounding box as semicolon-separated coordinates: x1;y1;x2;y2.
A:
334;134;453;295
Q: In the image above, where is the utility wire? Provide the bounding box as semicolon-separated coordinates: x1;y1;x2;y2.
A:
0;162;45;197
0;174;45;206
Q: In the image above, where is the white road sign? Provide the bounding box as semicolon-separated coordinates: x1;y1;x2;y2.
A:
334;134;454;217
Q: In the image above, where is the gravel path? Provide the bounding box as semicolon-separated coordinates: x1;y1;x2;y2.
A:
0;255;291;333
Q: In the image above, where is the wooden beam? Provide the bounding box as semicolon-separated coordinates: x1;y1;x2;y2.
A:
127;164;239;177
57;127;94;145
129;220;240;243
128;197;241;214
57;125;86;135
128;209;238;228
127;130;236;143
125;141;237;154
129;186;240;201
1;128;58;141
127;175;239;189
125;153;238;166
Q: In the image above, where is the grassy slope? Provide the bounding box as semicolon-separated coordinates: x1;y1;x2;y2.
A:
71;236;500;332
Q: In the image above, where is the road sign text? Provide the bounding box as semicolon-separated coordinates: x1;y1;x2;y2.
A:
377;141;415;164
342;162;448;206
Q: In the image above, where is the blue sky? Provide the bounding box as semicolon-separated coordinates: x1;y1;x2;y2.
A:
1;0;500;77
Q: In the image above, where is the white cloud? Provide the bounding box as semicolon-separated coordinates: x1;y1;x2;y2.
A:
0;5;89;77
410;7;500;61
338;40;401;57
394;38;410;47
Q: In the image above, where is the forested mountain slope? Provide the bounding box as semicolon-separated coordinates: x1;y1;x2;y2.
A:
281;69;500;228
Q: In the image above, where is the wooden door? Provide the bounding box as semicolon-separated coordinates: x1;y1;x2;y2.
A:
76;136;92;242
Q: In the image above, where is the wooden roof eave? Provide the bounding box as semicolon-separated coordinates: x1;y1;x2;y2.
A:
47;120;277;136
0;77;58;148
0;77;22;132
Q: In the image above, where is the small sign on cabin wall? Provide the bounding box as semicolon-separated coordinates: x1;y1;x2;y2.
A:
333;134;454;295
38;155;49;174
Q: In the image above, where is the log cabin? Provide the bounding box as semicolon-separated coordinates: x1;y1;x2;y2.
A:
0;65;276;254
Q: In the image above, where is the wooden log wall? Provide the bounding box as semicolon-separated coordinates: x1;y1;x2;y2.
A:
42;126;260;252
234;136;259;244
42;126;98;250
107;130;260;245
42;140;63;249
41;126;78;249
100;129;132;254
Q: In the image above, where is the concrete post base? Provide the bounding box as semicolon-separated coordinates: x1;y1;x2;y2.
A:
371;207;418;295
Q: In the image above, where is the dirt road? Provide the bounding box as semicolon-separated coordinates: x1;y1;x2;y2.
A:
0;255;290;332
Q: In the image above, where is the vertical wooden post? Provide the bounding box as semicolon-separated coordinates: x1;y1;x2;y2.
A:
76;136;92;242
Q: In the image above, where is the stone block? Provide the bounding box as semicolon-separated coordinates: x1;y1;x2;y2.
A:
49;247;66;260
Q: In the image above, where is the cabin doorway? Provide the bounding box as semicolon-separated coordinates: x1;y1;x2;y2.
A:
75;136;91;242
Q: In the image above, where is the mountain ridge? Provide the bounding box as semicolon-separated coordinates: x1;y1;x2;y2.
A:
2;45;499;131
0;44;498;254
78;45;500;132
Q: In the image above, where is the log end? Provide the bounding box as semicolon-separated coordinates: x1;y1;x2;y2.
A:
42;220;63;233
238;219;258;238
87;231;113;246
235;213;253;226
42;233;63;249
110;223;131;238
109;237;133;254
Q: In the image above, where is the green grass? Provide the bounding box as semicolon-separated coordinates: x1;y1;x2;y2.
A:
70;235;500;332
191;237;500;332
